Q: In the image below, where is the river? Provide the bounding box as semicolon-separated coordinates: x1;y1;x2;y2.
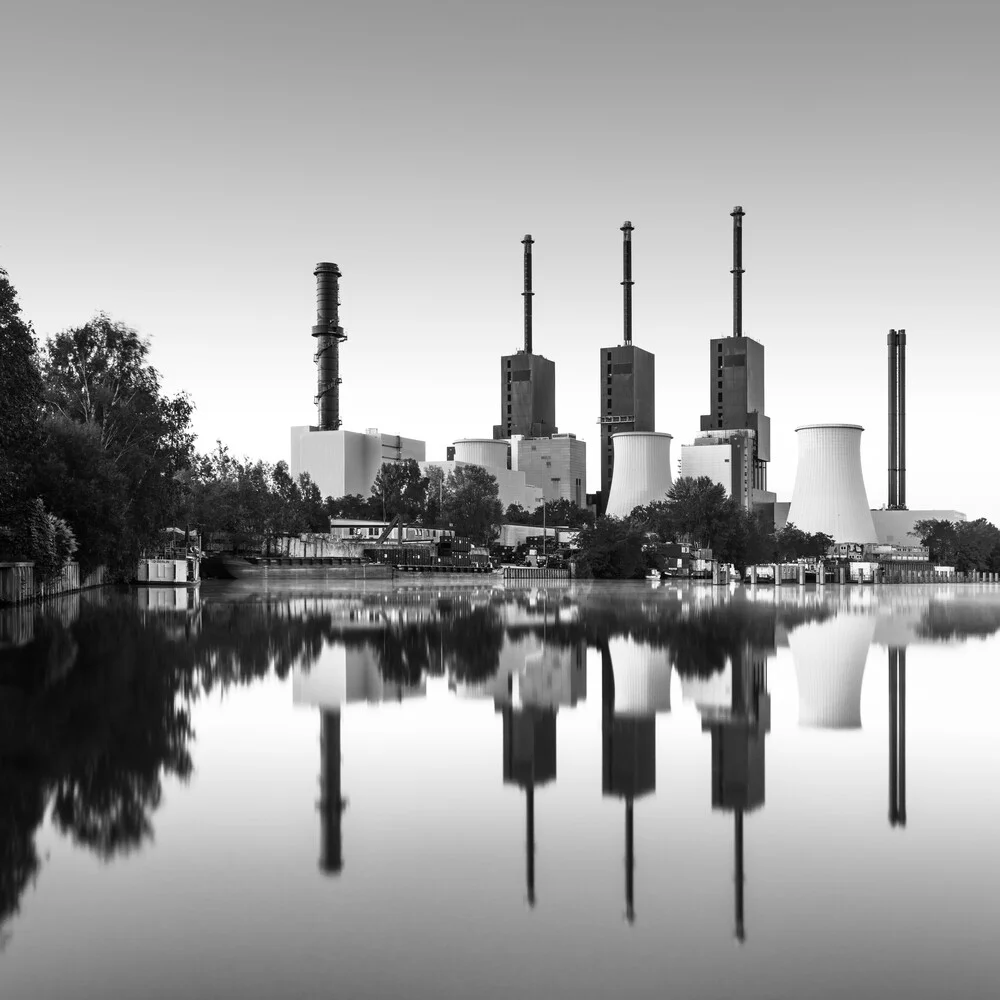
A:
2;579;999;999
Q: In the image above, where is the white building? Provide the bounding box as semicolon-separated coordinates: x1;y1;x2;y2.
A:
786;424;877;544
605;431;673;518
511;434;587;508
680;432;752;510
290;426;426;500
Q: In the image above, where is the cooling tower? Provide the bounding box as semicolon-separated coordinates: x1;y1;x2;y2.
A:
606;637;672;714
788;613;876;728
453;438;509;470
605;432;673;518
786;424;877;543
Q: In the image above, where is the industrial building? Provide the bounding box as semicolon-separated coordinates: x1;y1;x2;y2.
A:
680;430;753;510
511;433;587;507
786;423;878;544
605;432;673;518
291;262;424;500
697;207;776;518
598;222;656;509
291;425;425;501
493;235;557;440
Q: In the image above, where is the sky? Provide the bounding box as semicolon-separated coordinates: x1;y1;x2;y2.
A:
3;0;998;522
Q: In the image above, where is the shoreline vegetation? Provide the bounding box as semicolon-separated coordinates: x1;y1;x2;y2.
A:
4;267;1000;588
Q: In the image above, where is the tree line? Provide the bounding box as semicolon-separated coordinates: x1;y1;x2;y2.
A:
574;476;835;579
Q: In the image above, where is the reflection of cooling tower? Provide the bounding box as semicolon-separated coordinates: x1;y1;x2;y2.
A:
605;432;673;518
787;424;877;543
607;637;672;714
789;613;876;728
453;438;509;470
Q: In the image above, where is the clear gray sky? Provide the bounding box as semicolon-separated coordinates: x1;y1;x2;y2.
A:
4;1;997;521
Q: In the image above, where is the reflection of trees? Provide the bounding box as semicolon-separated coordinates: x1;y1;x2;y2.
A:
915;601;1000;642
444;606;505;682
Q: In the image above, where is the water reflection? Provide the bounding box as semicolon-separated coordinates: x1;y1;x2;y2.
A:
3;582;1000;959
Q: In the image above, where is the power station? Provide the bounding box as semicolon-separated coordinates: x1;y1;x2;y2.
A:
290;210;965;556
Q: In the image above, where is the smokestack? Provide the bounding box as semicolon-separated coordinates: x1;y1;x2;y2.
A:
522;235;534;353
731;206;745;338
887;329;907;509
621;221;634;345
312;262;347;431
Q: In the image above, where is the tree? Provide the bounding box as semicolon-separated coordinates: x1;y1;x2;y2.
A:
442;465;503;544
505;503;532;525
371;459;428;522
775;522;834;562
423;465;446;526
662;476;734;550
574;516;646;579
0;268;42;525
33;315;194;574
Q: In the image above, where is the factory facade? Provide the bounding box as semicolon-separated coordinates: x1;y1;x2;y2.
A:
291;426;425;501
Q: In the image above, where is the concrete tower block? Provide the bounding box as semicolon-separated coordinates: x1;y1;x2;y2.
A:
605;432;673;519
787;424;877;544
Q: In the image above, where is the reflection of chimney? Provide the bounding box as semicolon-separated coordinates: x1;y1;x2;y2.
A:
525;783;536;907
319;711;346;874
313;263;347;431
730;206;745;338
888;647;907;827
734;808;745;942
625;798;635;924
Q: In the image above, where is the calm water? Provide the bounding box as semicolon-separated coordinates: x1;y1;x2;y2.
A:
2;578;1000;999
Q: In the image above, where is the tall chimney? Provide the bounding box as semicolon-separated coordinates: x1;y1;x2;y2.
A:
312;262;347;431
731;206;745;338
621;220;634;345
522;235;534;353
887;328;907;508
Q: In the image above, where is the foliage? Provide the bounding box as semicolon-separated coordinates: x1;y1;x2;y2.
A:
325;493;381;521
774;522;834;562
912;518;1000;573
442;465;503;544
423;465;446;526
371;459;429;522
31;315;193;575
0;269;43;524
181;443;330;551
504;498;593;529
6;498;79;583
573;516;647;579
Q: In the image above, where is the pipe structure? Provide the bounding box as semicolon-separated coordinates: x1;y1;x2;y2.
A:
731;206;745;338
621;221;634;345
312;262;347;431
887;329;907;509
522;234;534;354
